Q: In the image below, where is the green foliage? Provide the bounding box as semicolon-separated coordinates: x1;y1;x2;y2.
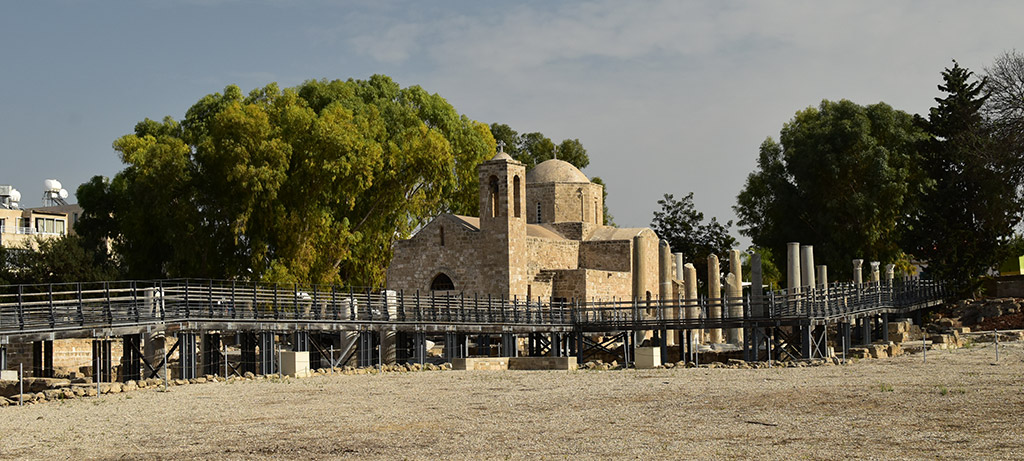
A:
0;235;119;284
905;61;1024;294
651;192;737;286
93;75;495;286
734;100;929;282
487;123;590;170
741;246;782;291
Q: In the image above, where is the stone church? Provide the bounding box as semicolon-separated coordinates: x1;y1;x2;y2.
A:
387;150;669;302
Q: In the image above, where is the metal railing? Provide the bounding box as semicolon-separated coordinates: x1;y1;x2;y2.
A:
0;278;947;336
0;279;577;335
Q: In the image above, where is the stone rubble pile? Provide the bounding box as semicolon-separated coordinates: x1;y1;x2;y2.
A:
947;298;1021;325
0;362;454;407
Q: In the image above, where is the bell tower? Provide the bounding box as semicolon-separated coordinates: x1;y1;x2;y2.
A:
477;145;528;297
478;147;526;232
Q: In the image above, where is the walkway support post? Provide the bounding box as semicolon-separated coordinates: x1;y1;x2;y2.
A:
179;332;197;380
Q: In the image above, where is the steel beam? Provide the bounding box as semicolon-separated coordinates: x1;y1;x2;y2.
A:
258;331;275;375
179;332;198;380
201;333;221;377
880;313;890;343
358;330;378;367
443;332;466;362
292;331;309;352
501;333;517;358
0;345;6;370
839;322;851;358
121;334;142;382
240;332;258;375
413;332;427;364
476;334;489;357
92;339;112;382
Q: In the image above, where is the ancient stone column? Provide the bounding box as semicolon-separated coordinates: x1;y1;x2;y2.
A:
787;242;802;312
632;235;647;301
707;254;723;343
658;240;676;345
750;253;764;318
800;245;815;291
852;259;864;285
674;253;684;280
870;261;880;284
885;264;896;286
726;249;744;345
816;265;828;293
684;263;701;343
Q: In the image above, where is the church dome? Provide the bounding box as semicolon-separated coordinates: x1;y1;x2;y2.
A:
489;151;514;162
526;159;589;184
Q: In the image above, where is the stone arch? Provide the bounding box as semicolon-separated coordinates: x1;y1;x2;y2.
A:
430;273;456;291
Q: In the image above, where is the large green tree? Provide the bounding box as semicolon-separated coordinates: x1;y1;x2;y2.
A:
734;99;929;281
81;75;495;286
652;192;737;286
905;61;1024;293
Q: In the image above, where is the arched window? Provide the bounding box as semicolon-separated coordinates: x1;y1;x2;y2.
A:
439;226;445;246
594;198;599;224
578;189;585;221
431;273;455;291
513;175;521;218
489;176;500;218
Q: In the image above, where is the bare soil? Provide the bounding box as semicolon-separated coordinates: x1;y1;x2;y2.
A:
2;343;1023;460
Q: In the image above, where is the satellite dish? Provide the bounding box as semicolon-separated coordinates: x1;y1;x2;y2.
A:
44;179;62;191
9;189;21;202
59;189;69;199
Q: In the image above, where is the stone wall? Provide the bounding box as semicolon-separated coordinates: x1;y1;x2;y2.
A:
388;216;501;296
5;338;124;376
579;240;631;272
526;182;603;225
551;269;632;301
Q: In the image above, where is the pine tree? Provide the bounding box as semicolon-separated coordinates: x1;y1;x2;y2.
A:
907;61;1024;293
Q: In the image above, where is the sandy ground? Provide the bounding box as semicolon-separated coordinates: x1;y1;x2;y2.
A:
1;342;1022;460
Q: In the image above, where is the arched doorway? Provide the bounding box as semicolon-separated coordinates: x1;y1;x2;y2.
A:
430;273;456;291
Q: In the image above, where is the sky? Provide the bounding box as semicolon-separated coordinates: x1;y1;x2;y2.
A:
1;0;1021;245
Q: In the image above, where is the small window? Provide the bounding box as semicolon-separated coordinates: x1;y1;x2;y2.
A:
536;202;542;223
439;226;445;246
489;176;500;218
513;175;521;218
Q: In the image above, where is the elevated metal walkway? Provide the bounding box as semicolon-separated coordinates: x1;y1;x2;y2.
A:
0;278;948;380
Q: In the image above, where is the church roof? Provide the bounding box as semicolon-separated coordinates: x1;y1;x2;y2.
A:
587;226;652;241
526;159;589;184
449;215;568;240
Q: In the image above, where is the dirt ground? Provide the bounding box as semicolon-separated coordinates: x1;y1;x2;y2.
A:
1;341;1022;460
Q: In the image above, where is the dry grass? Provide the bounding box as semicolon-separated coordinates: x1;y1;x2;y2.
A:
2;342;1023;460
